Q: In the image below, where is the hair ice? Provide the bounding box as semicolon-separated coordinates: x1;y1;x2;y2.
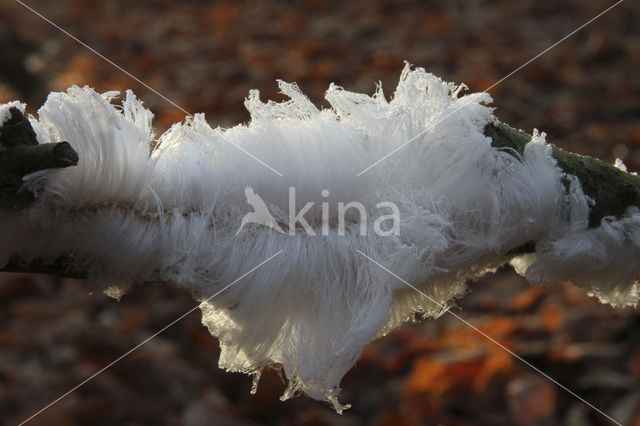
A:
1;64;639;411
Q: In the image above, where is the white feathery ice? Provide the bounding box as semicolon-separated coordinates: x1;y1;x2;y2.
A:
1;64;639;411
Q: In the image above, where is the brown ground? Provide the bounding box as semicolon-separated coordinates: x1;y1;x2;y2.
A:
1;0;639;425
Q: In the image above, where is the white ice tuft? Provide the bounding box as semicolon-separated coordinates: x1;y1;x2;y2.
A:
1;64;639;410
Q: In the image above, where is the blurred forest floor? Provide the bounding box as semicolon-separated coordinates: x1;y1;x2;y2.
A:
1;0;640;425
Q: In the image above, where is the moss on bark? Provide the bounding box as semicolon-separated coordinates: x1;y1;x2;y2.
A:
485;121;640;228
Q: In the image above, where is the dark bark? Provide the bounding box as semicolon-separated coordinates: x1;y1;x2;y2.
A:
0;107;78;209
485;122;640;228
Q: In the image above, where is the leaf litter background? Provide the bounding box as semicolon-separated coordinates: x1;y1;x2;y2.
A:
1;0;640;425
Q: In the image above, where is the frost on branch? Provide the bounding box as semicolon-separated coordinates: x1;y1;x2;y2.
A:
1;64;639;411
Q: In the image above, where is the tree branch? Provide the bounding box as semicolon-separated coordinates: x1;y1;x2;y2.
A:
0;254;87;279
0;107;78;209
1;111;639;278
485;122;640;228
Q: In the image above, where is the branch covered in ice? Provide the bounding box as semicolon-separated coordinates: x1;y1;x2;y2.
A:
1;64;639;411
0;105;78;209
